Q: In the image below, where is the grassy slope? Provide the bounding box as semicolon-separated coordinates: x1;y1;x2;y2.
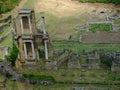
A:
52;41;120;53
24;0;89;40
22;0;120;87
0;24;12;47
0;34;12;47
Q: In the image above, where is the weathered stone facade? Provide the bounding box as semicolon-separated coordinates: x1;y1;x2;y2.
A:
13;9;53;68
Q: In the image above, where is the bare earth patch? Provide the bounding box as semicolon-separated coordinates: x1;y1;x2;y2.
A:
3;0;27;17
35;0;120;17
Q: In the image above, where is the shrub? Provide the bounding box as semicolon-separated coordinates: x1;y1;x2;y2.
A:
5;43;19;66
0;0;20;14
78;0;120;4
100;53;113;69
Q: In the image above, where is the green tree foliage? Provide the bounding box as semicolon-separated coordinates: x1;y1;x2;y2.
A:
100;53;113;69
79;0;120;4
5;43;19;66
0;0;20;14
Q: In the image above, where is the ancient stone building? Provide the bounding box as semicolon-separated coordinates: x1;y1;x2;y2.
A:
13;9;53;68
88;51;100;69
111;52;120;71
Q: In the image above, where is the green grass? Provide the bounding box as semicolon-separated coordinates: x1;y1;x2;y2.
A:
72;30;86;41
78;0;120;4
114;19;120;24
0;33;12;47
52;40;120;54
89;24;112;32
0;25;12;36
0;0;20;13
46;14;85;40
34;12;88;40
2;79;120;90
23;0;38;8
80;57;88;64
20;68;120;85
23;74;55;81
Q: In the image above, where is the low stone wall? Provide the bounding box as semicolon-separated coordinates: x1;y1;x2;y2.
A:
81;32;120;43
72;86;109;90
0;15;12;23
0;22;10;33
0;15;12;33
27;79;54;85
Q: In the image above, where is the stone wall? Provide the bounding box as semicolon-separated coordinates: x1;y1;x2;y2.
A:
0;47;10;60
0;15;12;33
81;32;120;43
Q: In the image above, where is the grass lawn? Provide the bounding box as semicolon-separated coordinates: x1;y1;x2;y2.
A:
20;68;120;86
0;33;12;47
0;24;12;36
89;24;113;32
52;40;120;54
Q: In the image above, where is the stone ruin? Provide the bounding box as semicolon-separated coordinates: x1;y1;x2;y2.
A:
0;8;119;72
0;47;10;60
77;9;120;43
89;9;120;22
88;50;100;69
72;86;109;90
13;9;53;68
111;51;120;71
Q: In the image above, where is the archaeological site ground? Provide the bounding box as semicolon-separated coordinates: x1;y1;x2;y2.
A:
0;0;120;90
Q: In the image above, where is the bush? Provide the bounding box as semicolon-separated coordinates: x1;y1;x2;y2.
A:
0;0;20;14
78;0;120;4
5;43;19;66
100;53;113;69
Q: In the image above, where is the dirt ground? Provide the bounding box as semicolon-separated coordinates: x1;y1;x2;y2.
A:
33;0;120;39
35;0;120;17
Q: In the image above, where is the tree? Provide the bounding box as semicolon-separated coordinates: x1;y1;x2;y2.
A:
0;0;20;14
79;0;120;4
100;53;113;69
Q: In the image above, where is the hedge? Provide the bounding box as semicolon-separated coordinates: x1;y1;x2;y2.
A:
78;0;120;4
0;0;20;14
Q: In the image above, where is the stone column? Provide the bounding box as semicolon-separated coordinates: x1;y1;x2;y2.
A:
31;41;35;59
41;16;46;35
20;16;24;34
44;40;48;60
16;44;20;59
41;16;48;60
28;15;32;34
23;42;27;59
